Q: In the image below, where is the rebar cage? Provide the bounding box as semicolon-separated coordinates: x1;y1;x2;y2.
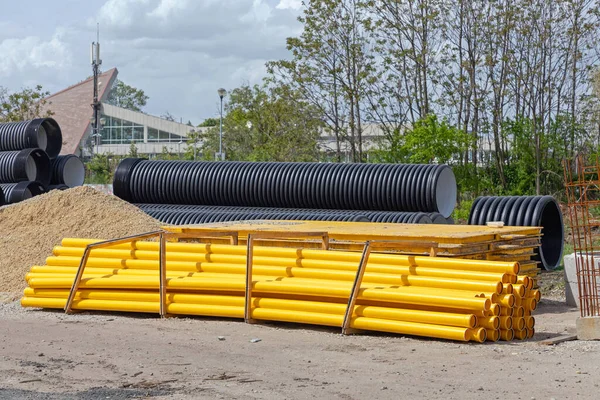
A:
563;156;600;317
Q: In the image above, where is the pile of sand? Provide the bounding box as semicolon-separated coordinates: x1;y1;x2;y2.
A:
0;186;161;294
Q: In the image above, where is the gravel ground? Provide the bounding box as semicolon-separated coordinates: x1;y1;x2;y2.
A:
1;286;597;400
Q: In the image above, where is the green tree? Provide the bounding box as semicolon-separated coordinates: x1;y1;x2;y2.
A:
85;153;112;184
107;80;149;112
402;115;472;165
198;118;219;127
128;143;138;158
198;83;323;162
0;85;53;122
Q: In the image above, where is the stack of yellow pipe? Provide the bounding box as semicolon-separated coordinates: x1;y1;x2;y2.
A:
21;238;539;343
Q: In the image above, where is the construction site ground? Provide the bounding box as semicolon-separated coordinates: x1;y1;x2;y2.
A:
1;271;598;400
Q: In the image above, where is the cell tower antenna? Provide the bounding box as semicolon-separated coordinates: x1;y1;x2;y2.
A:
90;24;102;157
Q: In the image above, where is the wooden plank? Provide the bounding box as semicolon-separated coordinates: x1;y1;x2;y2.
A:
163;220;541;244
537;334;578;345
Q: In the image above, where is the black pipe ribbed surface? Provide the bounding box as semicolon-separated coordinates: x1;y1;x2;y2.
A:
50;155;85;187
0;148;51;187
0;118;62;159
0;181;45;204
0;185;4;206
135;204;436;224
115;159;457;217
48;184;69;191
467;195;564;270
145;209;371;225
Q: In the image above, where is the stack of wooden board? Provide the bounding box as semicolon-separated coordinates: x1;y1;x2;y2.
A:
163;221;542;282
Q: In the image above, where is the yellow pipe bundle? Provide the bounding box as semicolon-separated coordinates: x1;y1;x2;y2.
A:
21;238;540;343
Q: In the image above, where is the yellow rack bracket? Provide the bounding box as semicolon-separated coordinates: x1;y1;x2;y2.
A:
64;230;164;314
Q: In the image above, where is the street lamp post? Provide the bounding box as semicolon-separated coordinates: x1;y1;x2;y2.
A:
217;88;226;161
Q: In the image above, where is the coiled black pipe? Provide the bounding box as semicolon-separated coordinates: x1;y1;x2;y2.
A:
0;118;62;159
145;209;370;225
135;204;435;224
0;181;46;204
0;149;51;187
467;195;564;270
50;155;85;188
116;159;457;217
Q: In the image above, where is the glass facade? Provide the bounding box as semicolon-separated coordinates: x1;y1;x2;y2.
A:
99;115;185;144
147;127;185;143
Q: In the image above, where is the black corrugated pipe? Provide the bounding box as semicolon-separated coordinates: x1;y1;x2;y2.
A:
0;118;62;159
48;184;69;191
467;195;564;270
144;209;371;225
427;212;448;224
0;149;51;187
50;155;85;188
0;185;4;206
0;181;46;204
117;159;457;217
135;204;434;224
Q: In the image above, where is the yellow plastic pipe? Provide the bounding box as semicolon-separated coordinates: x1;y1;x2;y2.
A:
485;329;499;342
498;316;513;330
497;294;515;308
28;265;504;295
467;327;487;343
25;269;497;305
500;329;514;341
514;329;527;340
48;248;515;285
26;275;492;311
478;316;499;330
515;306;525;317
502;284;513;295
21;295;477;342
513;317;525;331
523;298;537;311
512;284;527;297
23;288;478;328
525;316;535;330
526;328;535;339
45;254;514;285
527;289;541;302
55;241;521;275
500;306;514;317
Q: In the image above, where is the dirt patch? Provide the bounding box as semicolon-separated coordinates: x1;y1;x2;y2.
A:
0;186;160;295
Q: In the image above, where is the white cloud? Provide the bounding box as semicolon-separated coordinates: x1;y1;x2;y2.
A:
276;0;302;10
0;29;72;75
0;0;303;123
147;0;190;20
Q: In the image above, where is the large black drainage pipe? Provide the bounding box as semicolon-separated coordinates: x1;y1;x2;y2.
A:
115;159;457;217
0;149;51;187
145;209;371;225
0;181;46;204
0;118;62;159
48;184;69;191
50;155;85;188
135;204;435;224
0;186;4;206
467;195;564;270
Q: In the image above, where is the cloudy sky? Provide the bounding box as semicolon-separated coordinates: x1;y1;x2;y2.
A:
0;0;303;124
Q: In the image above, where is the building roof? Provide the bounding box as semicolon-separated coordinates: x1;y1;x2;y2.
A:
41;68;118;155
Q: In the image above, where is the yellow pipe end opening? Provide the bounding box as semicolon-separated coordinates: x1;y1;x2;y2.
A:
498;316;512;330
526;327;535;339
514;329;527;340
485;329;499;342
525;316;535;330
499;329;514;341
513;317;525;331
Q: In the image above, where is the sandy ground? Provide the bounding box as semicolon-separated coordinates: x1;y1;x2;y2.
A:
0;289;599;400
